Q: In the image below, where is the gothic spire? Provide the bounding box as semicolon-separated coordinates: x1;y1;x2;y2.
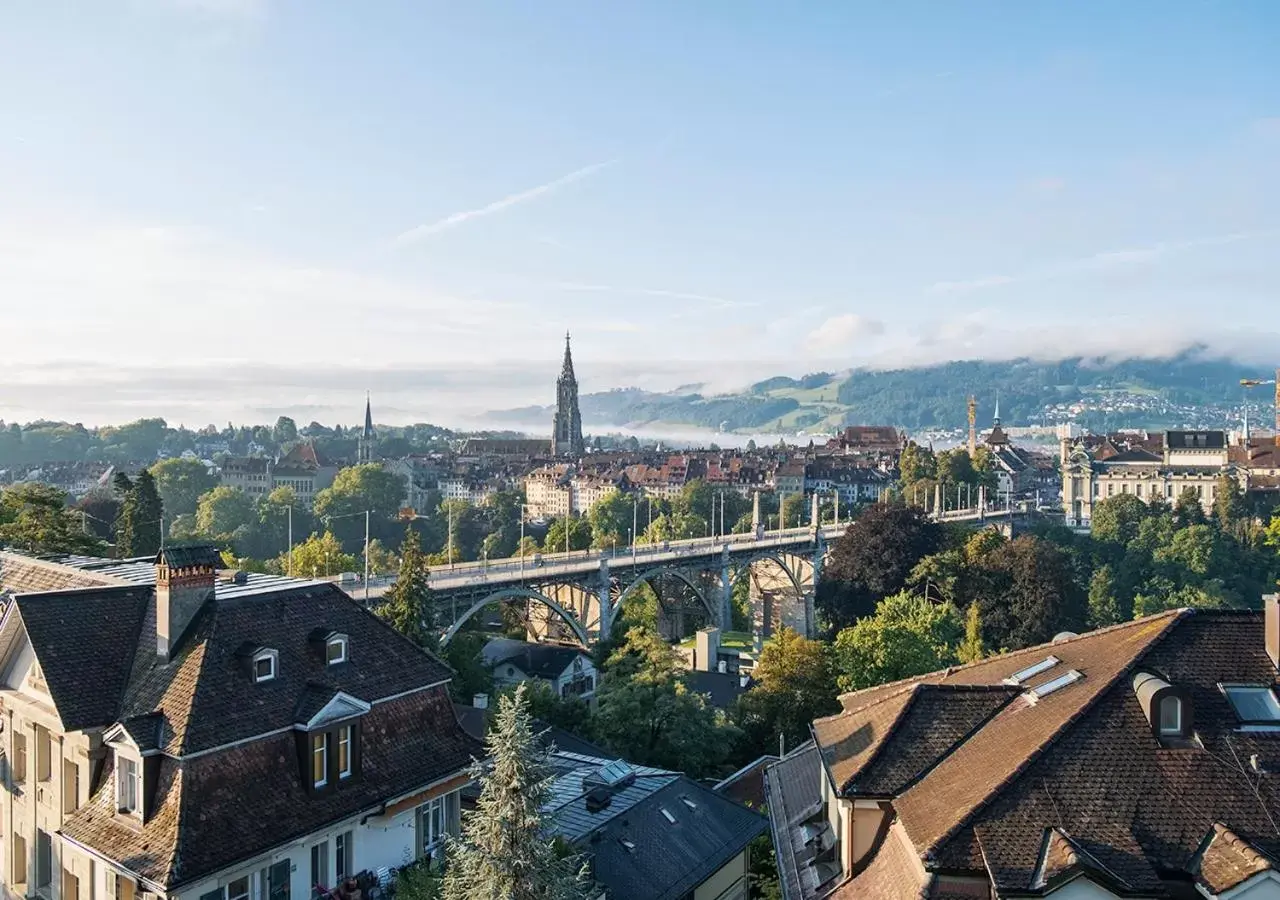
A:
363;391;374;439
993;392;1001;426
560;330;576;381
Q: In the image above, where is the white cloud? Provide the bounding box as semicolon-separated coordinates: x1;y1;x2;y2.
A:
390;159;616;248
550;281;747;309
805;314;885;352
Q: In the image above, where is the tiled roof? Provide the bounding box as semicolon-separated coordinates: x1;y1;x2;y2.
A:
764;743;823;900
0;551;122;595
802;609;1280;898
829;823;926;900
1191;823;1278;894
62;687;477;889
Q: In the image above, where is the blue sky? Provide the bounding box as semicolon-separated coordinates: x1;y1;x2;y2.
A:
1;1;1277;426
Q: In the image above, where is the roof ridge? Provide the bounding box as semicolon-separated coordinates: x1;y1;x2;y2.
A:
916;609;1191;861
838;685;924;793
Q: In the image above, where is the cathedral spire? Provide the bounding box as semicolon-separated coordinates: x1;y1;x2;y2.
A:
552;332;584;457
561;331;576;380
358;392;376;463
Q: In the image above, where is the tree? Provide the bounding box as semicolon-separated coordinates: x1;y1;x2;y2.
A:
543;516;592;554
588;491;634;549
779;492;808;530
442;684;588;900
285;531;357;578
1213;473;1246;530
313;463;408;551
817;503;943;629
443;631;495;705
0;483;102;555
956;602;986;664
113;472;137;558
1090;494;1150;546
968;536;1086;651
1087;564;1121;628
376;529;433;647
75;489;121;542
272;415;298;445
130;469;164;557
150;457;219;518
831;592;962;692
1174;487;1207;528
196;486;256;540
592;627;738;777
735;627;839;755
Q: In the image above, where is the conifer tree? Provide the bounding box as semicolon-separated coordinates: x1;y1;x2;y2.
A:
113;473;137;558
377;527;433;647
442;684;587;900
132;469;164;557
956;602;986;664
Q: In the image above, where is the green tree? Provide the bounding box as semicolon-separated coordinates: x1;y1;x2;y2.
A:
443;631;495;705
442;684;588;900
969;536;1086;650
150;457;219;518
131;469;164;557
817;503;944;629
956;602;985;664
285;531;357;578
0;483;102;555
1213;473;1246;530
113;472;136;557
1174;487;1207;528
543;516;592;553
592;627;738;777
897;442;936;490
734;627;839;755
1087;564;1121;628
1090;494;1150;546
588;491;635;549
831;592;962;692
314;463;408;550
196;485;257;539
779;492;808;529
272;415;299;444
377;529;433;647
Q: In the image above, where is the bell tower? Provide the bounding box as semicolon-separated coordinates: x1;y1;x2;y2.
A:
552;332;584;457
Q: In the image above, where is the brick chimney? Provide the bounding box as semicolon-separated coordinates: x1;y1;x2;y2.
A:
155;545;221;661
1265;595;1278;671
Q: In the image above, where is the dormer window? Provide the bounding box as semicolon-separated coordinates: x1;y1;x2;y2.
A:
326;634;349;665
253;649;278;683
312;733;328;788
1158;695;1182;735
117;754;141;815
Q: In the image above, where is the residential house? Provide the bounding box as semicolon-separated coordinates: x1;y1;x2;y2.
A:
220;456;273;497
219;442;338;508
0;545;479;900
525;465;574;520
482;638;598;701
765;600;1280;899
688;628;753;710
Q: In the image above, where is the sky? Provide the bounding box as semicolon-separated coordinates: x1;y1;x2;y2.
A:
1;1;1278;428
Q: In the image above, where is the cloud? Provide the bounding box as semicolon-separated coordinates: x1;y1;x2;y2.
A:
390;159;616;248
805;314;886;352
930;229;1280;294
550;281;747;309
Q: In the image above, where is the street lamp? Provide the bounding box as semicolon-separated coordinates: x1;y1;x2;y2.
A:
519;503;527;584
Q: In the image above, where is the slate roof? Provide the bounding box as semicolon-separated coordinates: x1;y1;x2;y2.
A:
776;609;1280;899
689;669;751;709
764;743;823;900
0;551;123;595
155;544;223;569
485;638;589;679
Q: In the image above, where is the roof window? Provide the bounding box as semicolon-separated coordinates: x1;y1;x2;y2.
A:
253;649;278;683
596;760;633;787
681;796;697;811
618;839;636;852
1222;685;1280;727
1004;656;1061;686
660;807;677;824
326;634;348;665
1027;670;1083;702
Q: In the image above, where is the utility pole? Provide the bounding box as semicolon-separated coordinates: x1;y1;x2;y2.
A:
364;510;370;603
519;503;526;584
632;498;638;564
287;505;293;577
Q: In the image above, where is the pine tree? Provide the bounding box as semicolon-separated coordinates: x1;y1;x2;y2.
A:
442;684;588;900
1087;564;1122;628
377;527;433;647
132;469;164;557
956;602;986;664
113;473;137;558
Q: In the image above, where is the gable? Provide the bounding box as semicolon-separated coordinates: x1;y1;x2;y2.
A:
304;691;371;729
2;633;55;707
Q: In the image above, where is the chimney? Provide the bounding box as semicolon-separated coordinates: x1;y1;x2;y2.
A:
717;659;728;674
155;545;221;662
1266;595;1279;671
695;628;720;673
473;693;489;709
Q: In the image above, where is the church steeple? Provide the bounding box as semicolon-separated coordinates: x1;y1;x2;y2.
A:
358;392;376;463
552;332;584;457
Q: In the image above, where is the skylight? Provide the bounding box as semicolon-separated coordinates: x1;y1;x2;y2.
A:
681;796;697;811
1222;685;1280;726
1004;656;1061;686
619;839;636;852
597;760;632;787
1027;670;1083;701
660;807;677;824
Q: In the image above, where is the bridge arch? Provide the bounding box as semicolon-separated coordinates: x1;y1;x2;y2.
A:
440;587;590;648
612;567;717;626
733;551;805;601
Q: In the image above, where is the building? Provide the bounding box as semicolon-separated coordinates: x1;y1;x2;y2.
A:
552;333;585;458
765;600;1280;899
525;465;574;520
219;456;273;497
545;751;767;900
0;545;479;900
1062;430;1241;526
218;442;337;508
481;638;598;700
458;438;554;461
687;628;753;710
357;394;376;463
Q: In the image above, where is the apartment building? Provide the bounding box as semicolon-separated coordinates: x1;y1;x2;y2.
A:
0;545;478;900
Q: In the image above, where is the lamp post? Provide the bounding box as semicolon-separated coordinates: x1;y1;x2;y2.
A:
519;503;527;585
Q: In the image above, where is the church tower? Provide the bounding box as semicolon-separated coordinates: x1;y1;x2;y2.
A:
552;332;584;457
358;392;376;463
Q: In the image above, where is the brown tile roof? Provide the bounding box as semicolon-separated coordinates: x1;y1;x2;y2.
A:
62;687;478;889
830;823;928;900
1191;823;1278;894
0;551;122;595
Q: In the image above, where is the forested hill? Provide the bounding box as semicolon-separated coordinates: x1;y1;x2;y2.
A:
488;355;1266;433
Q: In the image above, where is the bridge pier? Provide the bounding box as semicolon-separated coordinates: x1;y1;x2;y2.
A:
720;545;732;631
597;558;612;641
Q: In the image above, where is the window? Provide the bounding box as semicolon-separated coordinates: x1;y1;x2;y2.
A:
326;636;348;665
13;731;27;783
1158;695;1182;735
1005;656;1061;686
64;758;81;813
337;726;352;779
415;798;446;857
312;733;328;788
1028;670;1084;701
36;829;52;895
660;807;677;824
310;842;330;891
63;869;81;900
13;834;27;885
117;756;141;814
335;832;353;882
1223;686;1280;725
36;725;52;781
225;876;251;900
253;650;277;683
